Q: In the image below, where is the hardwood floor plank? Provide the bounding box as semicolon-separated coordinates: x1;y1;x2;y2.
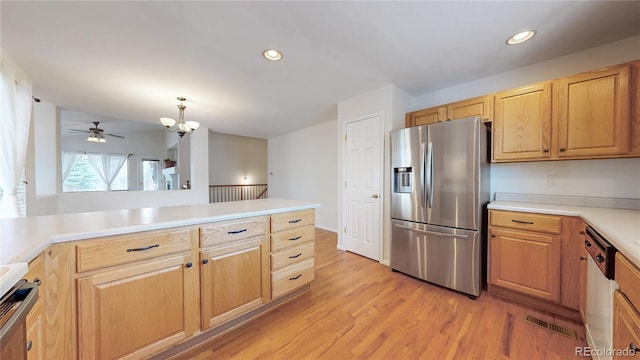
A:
179;228;586;360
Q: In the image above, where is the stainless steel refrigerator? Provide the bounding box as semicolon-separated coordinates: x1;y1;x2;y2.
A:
390;116;489;298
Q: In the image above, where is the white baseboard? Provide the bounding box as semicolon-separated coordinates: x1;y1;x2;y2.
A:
380;259;390;266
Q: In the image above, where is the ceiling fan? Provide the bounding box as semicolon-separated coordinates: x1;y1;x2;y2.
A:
68;121;125;143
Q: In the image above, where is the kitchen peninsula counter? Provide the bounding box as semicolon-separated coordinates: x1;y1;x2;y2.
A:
0;198;320;265
488;194;640;269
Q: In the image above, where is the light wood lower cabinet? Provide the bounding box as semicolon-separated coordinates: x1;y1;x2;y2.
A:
613;291;640;359
488;210;585;320
614;253;640;358
270;210;316;299
77;253;198;360
489;228;560;301
200;236;269;328
25;254;45;360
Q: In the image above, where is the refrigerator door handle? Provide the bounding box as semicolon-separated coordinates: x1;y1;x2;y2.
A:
421;142;427;207
426;142;434;209
394;224;469;239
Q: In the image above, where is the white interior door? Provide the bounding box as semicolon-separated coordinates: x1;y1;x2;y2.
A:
344;115;382;260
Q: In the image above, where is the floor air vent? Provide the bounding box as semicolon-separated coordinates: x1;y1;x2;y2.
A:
523;315;578;340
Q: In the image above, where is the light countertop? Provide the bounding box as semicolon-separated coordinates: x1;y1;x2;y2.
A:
488;201;640;269
0;198;320;265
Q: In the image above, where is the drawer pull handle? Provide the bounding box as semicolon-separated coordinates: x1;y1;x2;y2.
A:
288;219;302;224
127;244;160;252
228;229;247;235
289;253;302;259
33;277;42;286
511;219;534;225
289;274;302;281
289;236;302;241
585;241;592;247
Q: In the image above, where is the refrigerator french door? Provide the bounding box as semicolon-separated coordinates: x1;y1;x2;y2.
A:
390;117;489;297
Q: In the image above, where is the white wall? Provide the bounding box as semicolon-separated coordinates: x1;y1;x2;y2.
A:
491;158;640;199
413;34;640;201
337;84;411;263
268;120;338;232
209;131;268;185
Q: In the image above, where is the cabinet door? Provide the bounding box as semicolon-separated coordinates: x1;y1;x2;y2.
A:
77;254;197;360
493;82;552;161
446;95;494;122
560;217;586;310
555;65;630;158
201;237;267;329
405;106;446;127
613;291;640;359
489;228;560;302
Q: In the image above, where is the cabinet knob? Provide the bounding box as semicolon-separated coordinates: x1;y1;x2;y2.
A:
579;231;585;235
202;258;209;265
596;254;605;263
185;262;193;268
585;240;592;247
543;148;550;153
26;340;33;352
33;277;42;286
491;234;496;238
629;343;637;353
559;147;566;152
580;256;587;261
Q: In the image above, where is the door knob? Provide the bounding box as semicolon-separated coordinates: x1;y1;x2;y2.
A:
372;194;379;199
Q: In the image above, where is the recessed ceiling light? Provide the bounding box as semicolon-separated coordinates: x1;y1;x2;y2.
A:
263;49;283;61
506;30;536;45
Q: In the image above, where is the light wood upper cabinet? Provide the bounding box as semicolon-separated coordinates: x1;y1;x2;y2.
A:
405;106;446;127
446;95;494;122
493;82;552;161
554;64;631;158
405;95;493;128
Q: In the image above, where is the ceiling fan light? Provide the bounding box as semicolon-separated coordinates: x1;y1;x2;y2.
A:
186;121;200;130
160;117;176;127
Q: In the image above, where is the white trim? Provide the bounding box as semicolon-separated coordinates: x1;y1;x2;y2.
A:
339;111;385;261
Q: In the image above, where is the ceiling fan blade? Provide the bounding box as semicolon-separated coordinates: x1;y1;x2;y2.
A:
103;132;125;139
68;129;91;133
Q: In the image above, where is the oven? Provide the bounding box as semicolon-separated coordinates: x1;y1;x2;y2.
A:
584;225;618;360
0;280;38;360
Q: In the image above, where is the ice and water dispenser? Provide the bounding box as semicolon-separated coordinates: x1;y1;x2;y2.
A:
393;167;413;193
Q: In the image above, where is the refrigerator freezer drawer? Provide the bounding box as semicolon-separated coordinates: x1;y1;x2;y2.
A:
390;219;482;297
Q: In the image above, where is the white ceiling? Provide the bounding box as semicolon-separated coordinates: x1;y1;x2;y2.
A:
2;1;640;139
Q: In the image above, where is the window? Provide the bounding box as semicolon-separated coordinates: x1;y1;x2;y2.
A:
62;152;128;192
141;159;161;191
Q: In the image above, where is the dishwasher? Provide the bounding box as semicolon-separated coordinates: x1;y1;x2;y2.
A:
584;225;618;360
0;280;38;359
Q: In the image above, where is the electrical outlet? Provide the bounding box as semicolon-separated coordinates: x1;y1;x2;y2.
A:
547;175;559;187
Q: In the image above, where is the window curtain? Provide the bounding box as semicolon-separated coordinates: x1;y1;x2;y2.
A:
87;153;127;191
0;60;32;219
61;151;83;182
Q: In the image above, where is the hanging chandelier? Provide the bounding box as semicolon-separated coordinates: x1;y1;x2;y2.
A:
160;97;200;137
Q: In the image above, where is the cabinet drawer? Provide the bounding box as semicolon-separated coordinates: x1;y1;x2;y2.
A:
271;225;315;252
616;253;640;312
25;253;44;286
201;216;267;248
270;209;315;233
490;210;561;234
271;242;315;270
76;229;193;272
271;258;315;299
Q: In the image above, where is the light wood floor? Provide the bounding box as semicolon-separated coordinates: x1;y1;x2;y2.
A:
183;228;586;360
